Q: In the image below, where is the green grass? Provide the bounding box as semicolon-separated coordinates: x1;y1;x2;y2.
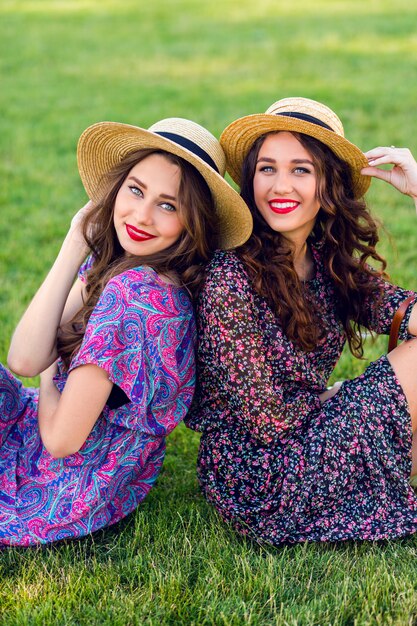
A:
1;0;417;623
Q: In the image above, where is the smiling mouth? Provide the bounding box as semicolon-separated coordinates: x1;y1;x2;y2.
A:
269;200;300;214
125;224;157;241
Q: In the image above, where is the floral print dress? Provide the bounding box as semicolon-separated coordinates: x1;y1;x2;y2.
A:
0;265;195;546
185;248;417;545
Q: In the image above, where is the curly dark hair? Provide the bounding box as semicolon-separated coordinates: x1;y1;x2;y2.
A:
57;148;218;368
238;131;387;357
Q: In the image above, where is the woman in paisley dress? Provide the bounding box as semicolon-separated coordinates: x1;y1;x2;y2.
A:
186;97;417;545
0;117;252;546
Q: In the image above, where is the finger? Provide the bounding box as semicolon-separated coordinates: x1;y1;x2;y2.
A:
365;156;395;167
366;146;413;164
364;147;410;166
360;166;392;183
364;147;393;159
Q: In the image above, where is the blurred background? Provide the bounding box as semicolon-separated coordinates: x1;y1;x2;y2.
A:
2;0;417;366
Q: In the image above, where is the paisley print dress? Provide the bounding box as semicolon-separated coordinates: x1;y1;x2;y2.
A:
0;265;195;546
185;248;417;545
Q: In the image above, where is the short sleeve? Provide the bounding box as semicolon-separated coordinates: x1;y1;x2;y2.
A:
69;274;149;410
68;269;196;436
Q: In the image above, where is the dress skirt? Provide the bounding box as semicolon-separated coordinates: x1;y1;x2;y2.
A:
197;356;417;545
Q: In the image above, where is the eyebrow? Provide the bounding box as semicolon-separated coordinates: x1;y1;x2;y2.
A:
257;157;315;166
127;175;177;201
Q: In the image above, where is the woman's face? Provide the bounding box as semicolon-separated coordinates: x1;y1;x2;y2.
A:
253;132;321;247
113;153;185;256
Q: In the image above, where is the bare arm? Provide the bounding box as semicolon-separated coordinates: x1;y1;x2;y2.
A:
39;362;113;458
60;277;85;327
7;204;91;377
38;272;151;458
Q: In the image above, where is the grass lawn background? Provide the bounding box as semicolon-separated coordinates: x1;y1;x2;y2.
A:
1;0;417;623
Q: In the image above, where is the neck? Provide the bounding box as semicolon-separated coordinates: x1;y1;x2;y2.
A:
294;241;308;262
293;242;313;281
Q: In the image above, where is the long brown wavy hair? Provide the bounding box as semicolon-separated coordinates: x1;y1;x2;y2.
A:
57;148;218;368
239;131;387;357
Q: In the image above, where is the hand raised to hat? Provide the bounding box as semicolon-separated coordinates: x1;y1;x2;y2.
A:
67;200;95;252
361;146;417;212
8;199;95;377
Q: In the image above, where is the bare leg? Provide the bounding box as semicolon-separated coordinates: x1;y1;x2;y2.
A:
387;338;417;433
387;338;417;481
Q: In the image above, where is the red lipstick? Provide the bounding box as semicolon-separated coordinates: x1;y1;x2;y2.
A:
125;224;157;242
268;199;300;214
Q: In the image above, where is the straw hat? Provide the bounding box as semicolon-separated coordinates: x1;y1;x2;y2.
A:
77;118;253;249
220;97;371;199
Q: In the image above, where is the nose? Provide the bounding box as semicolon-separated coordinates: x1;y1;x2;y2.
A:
271;170;293;195
135;199;154;226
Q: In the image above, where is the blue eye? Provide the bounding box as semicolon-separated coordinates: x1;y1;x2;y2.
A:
160;202;177;213
294;167;311;174
259;165;274;173
129;185;143;197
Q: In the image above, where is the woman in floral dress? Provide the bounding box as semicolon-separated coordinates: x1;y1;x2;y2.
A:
186;97;417;545
0;117;252;546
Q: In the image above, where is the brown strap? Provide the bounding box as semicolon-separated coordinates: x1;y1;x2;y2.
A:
388;295;415;352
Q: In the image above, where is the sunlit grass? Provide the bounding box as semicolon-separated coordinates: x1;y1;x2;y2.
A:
1;0;417;623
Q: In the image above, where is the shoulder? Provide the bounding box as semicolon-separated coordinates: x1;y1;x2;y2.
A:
107;266;163;293
204;250;250;289
200;249;255;307
104;266;187;300
101;267;193;318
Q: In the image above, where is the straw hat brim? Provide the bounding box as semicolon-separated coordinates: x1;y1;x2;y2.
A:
220;114;371;199
77;122;253;250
